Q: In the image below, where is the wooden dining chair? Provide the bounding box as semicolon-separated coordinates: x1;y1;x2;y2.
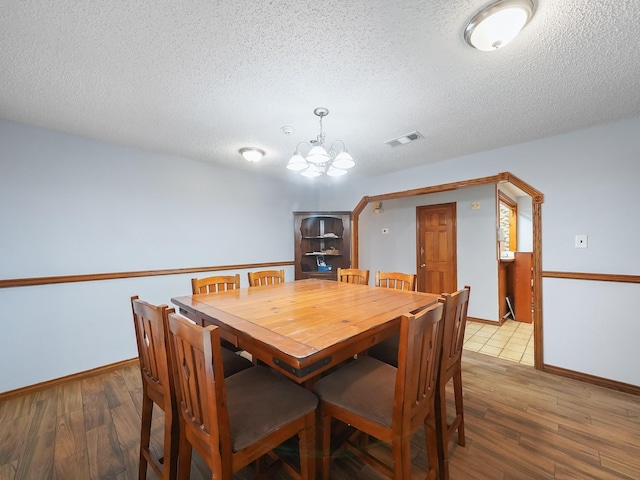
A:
130;296;179;480
247;269;285;286
365;286;471;479
166;313;318;480
366;272;416;365
191;274;240;293
131;297;254;480
336;267;370;285
367;286;469;369
375;271;416;291
191;274;245;353
437;285;471;480
312;301;445;480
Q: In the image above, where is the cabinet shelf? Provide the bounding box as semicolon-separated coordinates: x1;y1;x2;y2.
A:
302;236;343;240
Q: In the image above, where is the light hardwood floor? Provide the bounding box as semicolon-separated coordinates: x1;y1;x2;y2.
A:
1;351;639;479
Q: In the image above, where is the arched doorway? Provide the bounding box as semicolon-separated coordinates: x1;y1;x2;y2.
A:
350;172;544;369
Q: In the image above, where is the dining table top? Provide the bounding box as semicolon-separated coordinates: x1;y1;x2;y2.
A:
172;278;440;383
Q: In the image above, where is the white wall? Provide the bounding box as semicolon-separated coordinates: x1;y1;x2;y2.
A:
0;119;317;392
3;115;640;391
320;116;640;387
359;185;498;321
517;196;533;252
543;278;640;384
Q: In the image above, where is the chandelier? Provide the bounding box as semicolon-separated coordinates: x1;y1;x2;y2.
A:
286;107;355;177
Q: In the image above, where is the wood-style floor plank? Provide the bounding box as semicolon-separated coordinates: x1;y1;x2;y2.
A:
0;461;17;480
2;350;640;479
53;449;91;480
13;390;58;480
0;395;32;424
86;422;126;480
53;410;87;460
0;415;29;466
110;400;142;451
82;391;110;432
13;429;55;480
55;382;83;417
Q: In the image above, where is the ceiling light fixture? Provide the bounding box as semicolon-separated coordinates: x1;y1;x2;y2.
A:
286;108;355;178
464;0;535;51
239;147;265;162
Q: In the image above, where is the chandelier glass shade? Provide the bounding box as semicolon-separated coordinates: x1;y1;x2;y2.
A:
286;108;355;177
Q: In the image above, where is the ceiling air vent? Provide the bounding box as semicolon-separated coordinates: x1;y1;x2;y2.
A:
384;131;424;148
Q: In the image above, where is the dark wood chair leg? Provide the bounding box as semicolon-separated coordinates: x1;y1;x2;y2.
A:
424;412;440;480
299;413;316;480
435;383;449;480
320;409;332;480
138;391;153;480
453;369;465;446
163;409;179;479
176;426;193;480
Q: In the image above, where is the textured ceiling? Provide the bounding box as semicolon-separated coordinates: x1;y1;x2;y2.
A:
1;1;639;183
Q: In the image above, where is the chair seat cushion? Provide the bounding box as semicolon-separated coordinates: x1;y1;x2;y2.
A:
367;334;399;368
220;348;254;378
226;366;318;451
312;356;396;428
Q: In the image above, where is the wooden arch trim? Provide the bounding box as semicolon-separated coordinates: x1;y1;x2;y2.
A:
351;172;542;266
350;171;544;369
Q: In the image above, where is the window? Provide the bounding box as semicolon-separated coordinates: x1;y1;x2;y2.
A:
499;191;517;252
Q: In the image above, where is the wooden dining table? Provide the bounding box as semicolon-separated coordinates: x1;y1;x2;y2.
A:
172;278;440;384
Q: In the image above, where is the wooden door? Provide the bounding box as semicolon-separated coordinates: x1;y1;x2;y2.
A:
416;203;457;294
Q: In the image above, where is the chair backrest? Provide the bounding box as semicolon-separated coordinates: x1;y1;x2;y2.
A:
375;271;416;291
191;274;240;294
166;313;232;465
336;268;370;285
440;286;471;373
247;269;284;286
395;301;445;432
131;296;175;407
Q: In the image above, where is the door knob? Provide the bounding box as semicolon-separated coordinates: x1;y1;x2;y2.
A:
420;263;426;267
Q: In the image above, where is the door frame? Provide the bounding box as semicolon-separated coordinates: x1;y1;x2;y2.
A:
350;172;544;370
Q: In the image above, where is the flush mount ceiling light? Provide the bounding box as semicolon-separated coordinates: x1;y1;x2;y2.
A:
286;108;355;178
464;0;535;51
239;147;265;162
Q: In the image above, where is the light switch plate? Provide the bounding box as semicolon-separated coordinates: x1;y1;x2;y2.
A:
575;234;588;248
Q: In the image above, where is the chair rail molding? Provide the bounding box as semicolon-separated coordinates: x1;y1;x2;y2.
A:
0;261;294;289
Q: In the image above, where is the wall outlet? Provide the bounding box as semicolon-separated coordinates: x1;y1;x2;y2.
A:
575;234;588;248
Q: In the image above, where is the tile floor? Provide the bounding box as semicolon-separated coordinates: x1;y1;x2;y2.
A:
463;319;534;366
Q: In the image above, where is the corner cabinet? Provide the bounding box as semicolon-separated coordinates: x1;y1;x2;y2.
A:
294;212;351;280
